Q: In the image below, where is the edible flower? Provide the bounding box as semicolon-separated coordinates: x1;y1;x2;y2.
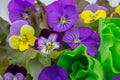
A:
35;29;62;54
81;4;107;23
62;27;100;56
8;0;36;23
38;65;68;80
45;0;78;32
3;64;27;80
7;20;36;51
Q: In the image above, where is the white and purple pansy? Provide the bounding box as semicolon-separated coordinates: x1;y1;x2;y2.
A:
35;29;62;54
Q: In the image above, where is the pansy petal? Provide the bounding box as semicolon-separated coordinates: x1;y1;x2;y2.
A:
81;10;93;23
45;1;62;13
16;73;25;80
62;28;80;43
58;0;75;6
9;36;21;49
112;75;120;80
69;43;81;49
28;36;36;46
115;5;120;14
38;65;68;80
10;20;28;37
82;39;99;56
20;25;35;38
95;10;106;19
48;33;58;42
41;46;47;54
24;0;35;5
79;27;94;40
19;41;29;51
3;72;14;80
52;42;60;49
85;4;99;12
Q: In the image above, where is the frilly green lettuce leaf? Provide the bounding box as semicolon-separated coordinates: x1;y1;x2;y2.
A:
98;18;120;80
58;45;104;80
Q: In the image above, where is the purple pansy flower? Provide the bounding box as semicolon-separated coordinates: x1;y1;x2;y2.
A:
8;0;36;23
45;0;78;32
38;65;68;80
85;4;107;12
3;64;27;80
112;75;120;80
62;27;100;56
35;29;62;54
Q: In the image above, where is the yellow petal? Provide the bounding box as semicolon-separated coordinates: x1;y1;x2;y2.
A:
80;10;93;23
115;5;120;15
20;25;35;38
95;10;106;19
9;36;21;49
19;41;29;51
28;36;37;46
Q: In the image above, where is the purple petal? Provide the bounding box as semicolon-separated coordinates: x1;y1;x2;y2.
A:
82;38;99;56
45;1;63;13
3;72;14;80
38;65;68;80
112;75;120;80
85;4;106;12
79;27;94;40
58;0;75;6
62;28;80;43
9;20;28;38
15;73;25;80
5;64;27;77
69;43;81;49
24;0;35;5
35;37;47;50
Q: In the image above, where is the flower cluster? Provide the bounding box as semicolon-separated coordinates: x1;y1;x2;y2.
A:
1;0;120;80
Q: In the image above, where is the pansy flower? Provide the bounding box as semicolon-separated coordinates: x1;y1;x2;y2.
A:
38;65;68;80
35;29;62;54
7;20;36;51
111;5;120;17
81;4;107;23
3;64;27;80
45;0;78;32
8;0;36;23
62;27;100;56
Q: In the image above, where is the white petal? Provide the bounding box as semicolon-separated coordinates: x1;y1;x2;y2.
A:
40;0;56;5
85;0;97;4
48;33;58;42
41;46;47;54
38;37;47;47
53;42;60;49
108;0;120;7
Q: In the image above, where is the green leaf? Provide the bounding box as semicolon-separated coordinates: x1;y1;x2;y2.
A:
8;48;51;80
98;18;120;80
58;45;104;80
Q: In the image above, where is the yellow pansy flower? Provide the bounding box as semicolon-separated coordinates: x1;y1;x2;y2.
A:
81;10;106;23
9;25;36;51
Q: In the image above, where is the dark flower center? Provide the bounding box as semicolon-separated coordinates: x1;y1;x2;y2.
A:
60;17;67;25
